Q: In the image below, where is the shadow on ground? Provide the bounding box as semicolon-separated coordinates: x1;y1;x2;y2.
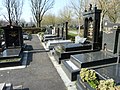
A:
24;45;48;65
14;88;29;90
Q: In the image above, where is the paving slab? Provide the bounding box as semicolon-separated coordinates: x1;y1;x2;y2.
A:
0;35;66;90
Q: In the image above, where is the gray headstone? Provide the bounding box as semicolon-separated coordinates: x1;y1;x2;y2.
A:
117;32;120;55
102;28;119;54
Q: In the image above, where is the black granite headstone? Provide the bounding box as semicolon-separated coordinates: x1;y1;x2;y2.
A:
83;6;102;50
117;28;120;55
102;27;120;54
2;25;23;48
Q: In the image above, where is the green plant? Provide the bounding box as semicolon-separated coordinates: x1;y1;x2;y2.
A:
80;68;99;88
80;68;117;90
55;45;64;53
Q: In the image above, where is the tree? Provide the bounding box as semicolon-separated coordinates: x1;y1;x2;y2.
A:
30;0;55;28
42;13;55;26
19;18;26;27
3;0;24;25
106;0;120;23
59;6;73;24
70;0;88;34
96;0;108;29
4;0;15;26
13;0;23;25
97;0;120;26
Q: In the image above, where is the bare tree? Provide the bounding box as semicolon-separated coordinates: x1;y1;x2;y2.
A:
97;0;120;26
96;0;108;29
13;0;23;25
106;0;120;23
30;0;55;28
4;0;15;26
59;6;73;24
42;13;55;26
3;0;24;26
70;0;88;34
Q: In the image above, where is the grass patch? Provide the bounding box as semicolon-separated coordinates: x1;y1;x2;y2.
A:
0;58;21;63
68;32;78;41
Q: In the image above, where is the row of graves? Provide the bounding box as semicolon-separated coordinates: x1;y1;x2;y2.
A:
42;5;120;90
42;22;72;50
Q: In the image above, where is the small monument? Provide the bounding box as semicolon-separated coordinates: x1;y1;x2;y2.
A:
2;25;23;48
0;25;23;67
83;5;102;50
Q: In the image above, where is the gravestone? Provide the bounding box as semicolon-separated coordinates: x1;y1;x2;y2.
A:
102;26;120;54
83;6;102;50
117;27;120;55
53;6;102;63
0;25;23;67
58;22;68;40
52;27;56;35
2;25;23;48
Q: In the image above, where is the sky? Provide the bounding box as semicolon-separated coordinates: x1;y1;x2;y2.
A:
0;0;69;22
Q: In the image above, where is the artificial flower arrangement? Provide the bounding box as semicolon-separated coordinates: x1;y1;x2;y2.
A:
80;68;119;90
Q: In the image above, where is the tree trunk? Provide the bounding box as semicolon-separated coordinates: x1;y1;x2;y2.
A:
78;18;81;36
39;20;42;31
8;3;12;26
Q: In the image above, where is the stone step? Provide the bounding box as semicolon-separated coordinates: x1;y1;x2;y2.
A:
61;60;80;81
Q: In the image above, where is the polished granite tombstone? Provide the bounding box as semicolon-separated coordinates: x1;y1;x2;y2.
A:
95;63;120;85
62;43;91;52
54;6;102;64
0;25;24;67
0;48;21;59
67;26;120;68
46;40;72;50
69;51;118;69
102;28;120;54
0;48;22;67
42;34;62;42
2;25;23;48
117;31;120;56
54;43;97;64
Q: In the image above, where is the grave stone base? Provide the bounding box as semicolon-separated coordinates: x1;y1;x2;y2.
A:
61;60;80;81
69;51;118;69
0;48;23;67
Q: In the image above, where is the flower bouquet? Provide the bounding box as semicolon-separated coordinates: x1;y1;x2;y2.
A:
79;68;117;90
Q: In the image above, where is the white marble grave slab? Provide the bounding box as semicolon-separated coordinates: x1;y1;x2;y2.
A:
46;40;72;49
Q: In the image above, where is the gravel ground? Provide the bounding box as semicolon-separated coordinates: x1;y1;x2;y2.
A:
0;35;66;90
